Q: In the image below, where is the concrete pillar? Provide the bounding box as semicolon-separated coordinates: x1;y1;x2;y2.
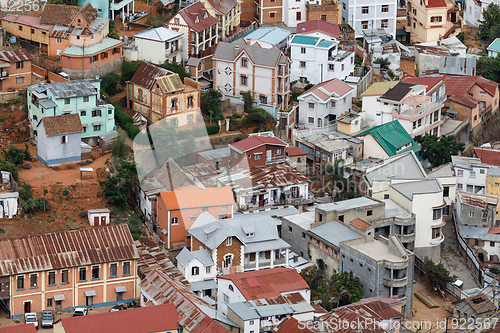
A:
225;118;230;132
285;248;289;267
270;249;275;268
218;120;222;132
255;251;259;270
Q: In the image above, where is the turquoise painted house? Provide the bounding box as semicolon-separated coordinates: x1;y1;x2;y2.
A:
27;79;115;143
487;38;500;58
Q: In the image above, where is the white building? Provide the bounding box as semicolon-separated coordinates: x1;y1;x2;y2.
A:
452;156;491;195
282;0;307;28
130;27;183;64
87;208;110;227
176;247;217;297
463;0;498;27
339;0;398;38
297;78;354;128
372;40;414;71
290;34;354;85
213;39;291;113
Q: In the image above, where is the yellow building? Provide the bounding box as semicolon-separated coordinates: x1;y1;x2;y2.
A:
2;15;52;54
486;169;500;216
406;0;455;43
199;0;241;39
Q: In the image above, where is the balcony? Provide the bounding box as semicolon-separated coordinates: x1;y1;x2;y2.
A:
383;276;408;288
165;47;181;56
399;101;443;118
244;262;256;269
265;156;285;165
384;261;409;270
398;233;415;243
0;72;9;80
393;217;415;226
430;233;445;245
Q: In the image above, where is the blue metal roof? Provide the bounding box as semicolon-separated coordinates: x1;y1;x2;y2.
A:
234;27;291;45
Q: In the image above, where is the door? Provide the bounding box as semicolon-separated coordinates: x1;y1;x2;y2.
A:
266;150;272;162
117;292;123;302
93;216;99;227
24;301;31;313
86;296;93;307
55;300;62;309
101;216;106;226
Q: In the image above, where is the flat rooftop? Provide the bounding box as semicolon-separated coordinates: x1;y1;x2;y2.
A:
317;197;379;212
309;221;362;246
347;239;405;262
383;199;412;219
282;210;315;229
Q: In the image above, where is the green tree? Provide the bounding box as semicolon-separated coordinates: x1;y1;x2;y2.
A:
107;20;120;40
373;57;391;69
3;145;30;166
120;60;141;85
477;55;500;82
19;183;32;201
100;161;137;208
101;72;120;97
414;135;465;168
480;3;500;40
243;91;254;113
201;88;223;123
422;257;455;290
22;197;51;213
159;62;190;80
111;134;130;159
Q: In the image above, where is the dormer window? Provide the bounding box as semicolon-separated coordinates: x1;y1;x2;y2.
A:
246;232;254;237
195;16;199;23
204;12;208;19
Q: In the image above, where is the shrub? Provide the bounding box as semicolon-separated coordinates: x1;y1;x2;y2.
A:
19;183;32;201
3;145;30;166
101;72;120;97
373;57;391;69
23;197;51;213
159;62;190;80
79;211;87;217
62;189;69;196
113;103;139;139
206;124;220;135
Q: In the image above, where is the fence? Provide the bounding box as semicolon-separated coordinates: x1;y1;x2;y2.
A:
454;210;484;286
0;91;19;103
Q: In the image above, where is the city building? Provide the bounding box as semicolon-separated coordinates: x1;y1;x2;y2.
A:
2;15;52;55
0;224;139;317
156;186;235;250
239;27;291;50
198;0;241;38
306;0;343;25
452;156;491;195
453;293;495;321
289;34;354;84
487;38;500;58
131;27;183;64
285;147;308;173
27;79;115;142
176;247;217;297
464;0;496;27
371;40;414;72
414;37;467;76
296;20;341;39
0;48;32;91
197;147;230;169
213;39;291;114
339;235;414;317
297;78;354;128
228;133;288;169
339;0;397;38
337;111;364;135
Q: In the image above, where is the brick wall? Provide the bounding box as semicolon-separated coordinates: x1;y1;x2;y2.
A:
306;2;341;24
400;56;416;76
216;237;242;270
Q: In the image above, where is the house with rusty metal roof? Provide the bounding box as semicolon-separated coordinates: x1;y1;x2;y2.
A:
1;224;139;318
0;48;32;91
453;293;495;321
127;61;202;124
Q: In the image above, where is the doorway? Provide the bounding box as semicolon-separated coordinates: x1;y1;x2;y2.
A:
116;292;123;302
23;301;31;313
86;296;93;307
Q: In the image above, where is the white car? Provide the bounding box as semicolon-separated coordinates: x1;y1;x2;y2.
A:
72;307;88;317
25;312;38;329
453;279;464;289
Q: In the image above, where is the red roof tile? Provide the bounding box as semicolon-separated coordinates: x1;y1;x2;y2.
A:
350;218;371;231
218;267;310;300
443;75;498;98
0;325;37;333
425;0;447;8
303;78;353;101
60;304;180;333
230;135;287;152
475;147;500;166
402;75;444;93
296;20;341;39
275;316;318;333
205;0;238;15
177;2;219;32
488;227;500;234
449;94;477;109
286;147;308;157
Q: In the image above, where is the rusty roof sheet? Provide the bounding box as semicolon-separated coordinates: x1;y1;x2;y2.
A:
245;163;310;187
140;269;229;333
0;48;32;63
41;3;97;26
129;62;171;90
156;74;184;93
183;163;221;188
0;224;138;276
415;45;451;56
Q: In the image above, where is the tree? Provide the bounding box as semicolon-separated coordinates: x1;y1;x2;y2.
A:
480;3;500;40
414;135;465;168
373;57;391;69
159;62;190;80
200;88;222;123
3;145;30;166
476;56;500;82
100;161;137;208
111;135;130;160
243;91;254;113
101;72;120;97
120;60;141;85
422;257;455;290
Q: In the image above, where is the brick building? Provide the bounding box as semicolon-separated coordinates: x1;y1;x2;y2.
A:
0;49;32;91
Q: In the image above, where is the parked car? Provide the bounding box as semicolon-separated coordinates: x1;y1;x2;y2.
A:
58;72;70;80
41;310;53;328
109;304;126;312
453;279;464;289
25;312;38;329
72;307;88;317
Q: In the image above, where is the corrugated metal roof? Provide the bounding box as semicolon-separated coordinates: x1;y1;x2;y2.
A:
439;56;476;76
129;62;171;90
61;38;123;56
309;221;362;247
28;79;98;99
156;74;184;93
133;27;183;42
0;49;32;63
0;224;138;276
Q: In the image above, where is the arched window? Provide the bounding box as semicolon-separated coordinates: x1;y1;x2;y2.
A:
228;285;234;292
171;217;179;225
224;254;233;268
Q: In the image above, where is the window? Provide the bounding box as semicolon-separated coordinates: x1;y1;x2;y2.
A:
175;18;179;24
92;110;101;117
339;215;344;222
308;117;314;124
321;14;327;21
269;12;276;18
223;293;230;303
331;101;336;107
30;274;37;288
457;170;463;176
362;21;369;29
301;47;306;54
302;232;306;239
171;217;179;225
470;171;476;178
491;242;496;247
296;12;302;20
62;270;69;283
110;263;118;277
188;96;193;106
289;226;293;232
342;64;344;71
192;266;200;276
479;91;487;96
138;89;143;101
433;208;442;220
80;110;86;117
64;98;70;105
172;99;177;109
259;95;267;104
432;227;441;239
381;4;389;12
240;75;247;85
123;262;130;275
61;135;68;144
308;102;315;109
47;298;53;308
56;38;62;44
367;210;373;216
480;169;485;174
206;266;211;273
469;212;475;218
79;268;86;281
93;125;101;131
381;19;388;28
458;184;463;190
443;186;449;197
384;194;390;200
362;6;369;13
328;64;334;71
226;236;232;246
299;61;307;68
48;271;55;285
17;276;24;289
228;285;234;292
18;25;22;31
275;149;281;155
92;266;99;279
240;57;248;68
430;16;443;22
101;52;108;60
16;77;24;84
83;96;89;102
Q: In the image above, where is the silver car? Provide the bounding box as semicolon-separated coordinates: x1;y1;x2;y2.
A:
41;310;53;328
24;312;38;329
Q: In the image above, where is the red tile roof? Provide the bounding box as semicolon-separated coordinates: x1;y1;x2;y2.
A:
296;20;341;39
443;75;498;98
230;135;287;153
286;147;308;157
205;0;238;15
449;94;477;109
425;0;447;8
275;316;318;333
475;147;500;166
3;15;52;30
218;267;309;300
178;2;219;32
350;218;371;231
60;304;180;333
160;186;234;210
304;78;353;101
401;75;444;93
488;227;500;234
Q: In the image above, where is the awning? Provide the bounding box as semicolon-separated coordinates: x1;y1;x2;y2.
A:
115;286;127;293
54;295;65;301
190;279;217;292
92;121;103;125
85;290;97;297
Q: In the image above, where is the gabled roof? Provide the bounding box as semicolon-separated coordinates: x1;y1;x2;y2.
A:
475;147;500;166
0;224;138;276
453;293;495;315
439;56;476;76
390;179;442;200
129;62;171;90
300;78;353;102
286;147;308;157
218;267;309;300
488;38;500;52
296;20;340;39
176;248;214;266
360;81;399;97
355;120;419;157
449;94;477;108
60;303;180;333
177;1;219;32
364;151;427;186
160;186;234;211
0;48;32;63
424;0;447;8
214;39;285;67
204;0;238;15
350;218;371;231
156;74;184;93
41;113;83;136
443;75;498;98
3;15;52;30
230;135;287;153
150;157;192;193
41;3;98;26
133;27;183;42
28;79;98;99
401;76;444;93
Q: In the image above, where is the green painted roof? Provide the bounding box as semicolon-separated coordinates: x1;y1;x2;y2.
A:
355;120;419;157
291;35;319;46
488;38;500;52
396;29;407;36
61;38;122;56
317;40;335;48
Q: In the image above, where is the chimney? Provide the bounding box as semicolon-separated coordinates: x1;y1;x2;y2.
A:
235;45;240;57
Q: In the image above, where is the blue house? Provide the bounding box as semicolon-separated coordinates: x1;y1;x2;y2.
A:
487;38;500;58
38;113;83;166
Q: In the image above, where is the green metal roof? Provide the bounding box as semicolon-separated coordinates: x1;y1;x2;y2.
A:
355;120;419;157
488;38;500;52
61;38;122;56
396;29;407;36
291;35;319;46
317;40;335;48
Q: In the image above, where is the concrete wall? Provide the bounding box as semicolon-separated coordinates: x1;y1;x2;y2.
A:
37;123;81;166
62;57;123;79
281;217;310;258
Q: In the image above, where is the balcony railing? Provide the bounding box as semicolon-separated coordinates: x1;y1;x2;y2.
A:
244;262;256;269
399;101;443;117
0;72;9;80
383;276;408;288
384;260;409;270
265;156;285;165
